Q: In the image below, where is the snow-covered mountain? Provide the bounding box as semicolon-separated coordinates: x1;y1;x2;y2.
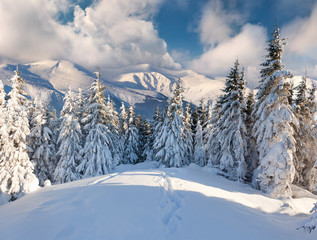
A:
0;60;225;117
0;163;316;240
1;60;315;118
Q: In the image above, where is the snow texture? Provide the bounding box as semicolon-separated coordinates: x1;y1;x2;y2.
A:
0;164;316;240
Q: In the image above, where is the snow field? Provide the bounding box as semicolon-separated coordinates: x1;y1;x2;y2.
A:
0;163;316;240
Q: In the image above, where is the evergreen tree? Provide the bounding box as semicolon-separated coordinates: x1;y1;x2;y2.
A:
148;107;163;162
252;27;298;198
105;96;121;166
183;103;193;165
198;100;208;133
0;80;6;150
245;91;256;180
123;105;141;164
119;101;128;135
153;79;186;167
76;88;87;136
213;60;248;180
293;75;317;192
202;99;213;144
43;106;58;181
0;69;38;199
191;105;199;138
29;99;56;186
300;202;317;233
138;116;153;162
205;94;224;166
54;89;83;183
78;71;115;177
194;119;206;167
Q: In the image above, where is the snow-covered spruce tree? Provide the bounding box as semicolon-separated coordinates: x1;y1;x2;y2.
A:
252;27;298;198
105;96;121;166
183;103;193;165
300;202;317;233
293;75;317;192
202;99;213;144
105;96;119;132
137;116;153;162
194;119;206;167
205;94;224;166
76;88;87;134
198;100;208;134
0;80;7;179
78;71;116;177
119;101;128;136
123;105;141;164
149;107;164;162
29;99;56;186
214;60;248;181
43;106;58;181
191;105;199;138
153;79;187;167
0;69;38;199
245;91;257;181
54;88;83;184
0;80;6;149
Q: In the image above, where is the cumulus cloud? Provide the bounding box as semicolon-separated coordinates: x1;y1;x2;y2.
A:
190;0;267;87
0;0;180;71
198;0;244;47
282;4;317;78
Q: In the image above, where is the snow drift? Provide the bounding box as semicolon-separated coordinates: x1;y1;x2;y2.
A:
0;163;316;240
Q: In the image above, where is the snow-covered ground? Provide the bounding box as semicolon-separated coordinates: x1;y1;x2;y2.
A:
0;163;316;240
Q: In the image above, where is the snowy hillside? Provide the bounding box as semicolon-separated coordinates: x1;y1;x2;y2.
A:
0;163;316;240
0;60;225;116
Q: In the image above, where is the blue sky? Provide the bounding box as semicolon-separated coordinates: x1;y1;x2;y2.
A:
0;0;316;84
156;0;315;58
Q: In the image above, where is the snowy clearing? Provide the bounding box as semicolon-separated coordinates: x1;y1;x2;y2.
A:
0;163;316;240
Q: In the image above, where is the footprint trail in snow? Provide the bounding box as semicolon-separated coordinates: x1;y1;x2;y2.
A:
156;172;184;236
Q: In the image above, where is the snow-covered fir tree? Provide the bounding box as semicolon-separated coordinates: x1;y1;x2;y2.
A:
213;60;248;181
105;96;121;165
293;75;317;192
76;88;87;135
105;96;119;132
191;105;199;138
149;107;163;162
194;119;206;167
78;71;116;177
43;106;58;180
300;202;317;233
153;79;186;167
54;89;83;184
137;116;153;162
29;99;56;186
198;100;208;134
123;105;141;164
183;103;193;165
252;27;298;198
205;94;224;166
245;91;257;180
0;80;6;150
202;99;213;146
119;101;128;135
0;69;38;199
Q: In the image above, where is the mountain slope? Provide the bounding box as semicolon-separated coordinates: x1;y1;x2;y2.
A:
0;164;316;240
0;60;315;118
0;60;225;117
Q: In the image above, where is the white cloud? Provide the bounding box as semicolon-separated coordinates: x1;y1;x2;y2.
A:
190;0;267;88
0;0;180;71
198;0;244;46
281;4;317;78
283;4;317;55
